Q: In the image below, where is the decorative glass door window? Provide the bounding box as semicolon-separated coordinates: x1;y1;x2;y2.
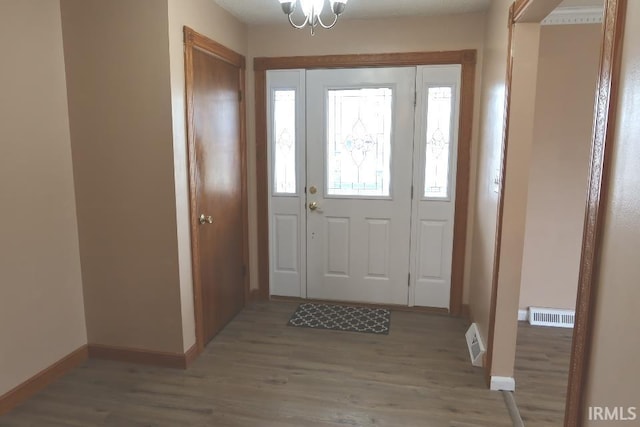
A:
273;90;297;194
326;88;393;197
424;86;453;199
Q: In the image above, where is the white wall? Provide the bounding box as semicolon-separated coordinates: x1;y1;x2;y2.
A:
0;0;87;395
61;0;184;354
468;0;513;358
519;24;602;311
491;23;542;377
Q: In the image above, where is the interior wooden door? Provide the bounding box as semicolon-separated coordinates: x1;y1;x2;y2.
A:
191;47;245;345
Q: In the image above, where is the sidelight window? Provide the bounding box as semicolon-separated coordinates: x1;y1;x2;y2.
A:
273;89;297;194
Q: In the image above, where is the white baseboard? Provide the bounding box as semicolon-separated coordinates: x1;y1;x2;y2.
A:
491;376;516;391
518;309;528;321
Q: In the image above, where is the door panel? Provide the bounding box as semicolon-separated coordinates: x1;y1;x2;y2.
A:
418;220;445;278
306;68;416;305
366;219;390;278
325;217;350;276
192;49;245;344
410;65;461;308
274;214;298;272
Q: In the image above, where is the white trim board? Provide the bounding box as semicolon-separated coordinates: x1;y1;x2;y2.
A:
518;309;528;321
542;6;604;26
491;376;516;392
502;391;525;427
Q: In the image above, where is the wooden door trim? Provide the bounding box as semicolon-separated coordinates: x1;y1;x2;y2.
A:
254;50;477;316
254;50;477;71
483;1;627;426
255;68;269;301
184;27;246;70
564;1;626;425
184;26;249;353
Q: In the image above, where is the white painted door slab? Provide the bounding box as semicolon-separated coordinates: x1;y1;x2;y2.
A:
410;65;461;308
267;70;306;298
305;68;416;305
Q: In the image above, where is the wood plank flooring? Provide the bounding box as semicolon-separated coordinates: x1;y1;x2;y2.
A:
513;322;573;426
0;302;512;426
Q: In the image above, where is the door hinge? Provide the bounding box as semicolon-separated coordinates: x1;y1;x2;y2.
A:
408;273;411;287
238;90;243;102
414;91;417;107
411;185;414;199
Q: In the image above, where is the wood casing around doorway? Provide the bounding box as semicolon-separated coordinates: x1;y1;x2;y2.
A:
483;1;628;426
254;50;476;317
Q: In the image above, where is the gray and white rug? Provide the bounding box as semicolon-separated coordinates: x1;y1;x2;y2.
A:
287;303;390;335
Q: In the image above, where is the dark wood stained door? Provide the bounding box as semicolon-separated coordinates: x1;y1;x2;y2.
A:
192;48;245;344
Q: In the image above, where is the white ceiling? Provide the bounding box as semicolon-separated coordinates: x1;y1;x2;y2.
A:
212;0;491;25
558;0;603;7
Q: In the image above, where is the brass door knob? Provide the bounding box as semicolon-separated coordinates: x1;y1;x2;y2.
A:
199;214;213;224
308;202;319;211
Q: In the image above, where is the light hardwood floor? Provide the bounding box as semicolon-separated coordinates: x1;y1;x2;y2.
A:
0;302;512;426
514;322;573;426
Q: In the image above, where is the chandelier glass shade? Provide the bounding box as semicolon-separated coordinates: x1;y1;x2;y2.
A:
278;0;348;35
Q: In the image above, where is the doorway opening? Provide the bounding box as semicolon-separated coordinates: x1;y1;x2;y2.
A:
255;51;477;314
268;65;459;308
484;1;626;425
505;9;604;425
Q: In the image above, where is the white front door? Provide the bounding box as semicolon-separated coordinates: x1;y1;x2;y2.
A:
267;65;461;309
305;68;416;305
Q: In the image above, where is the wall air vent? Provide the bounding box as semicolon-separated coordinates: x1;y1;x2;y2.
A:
465;323;486;367
528;307;575;328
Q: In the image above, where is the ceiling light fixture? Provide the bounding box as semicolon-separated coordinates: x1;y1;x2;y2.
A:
278;0;348;35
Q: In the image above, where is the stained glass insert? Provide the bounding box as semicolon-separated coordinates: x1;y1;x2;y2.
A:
326;88;393;197
424;86;453;199
273;90;296;194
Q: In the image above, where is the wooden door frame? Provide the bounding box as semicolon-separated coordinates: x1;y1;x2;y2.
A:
483;1;627;426
184;27;249;353
254;50;477;316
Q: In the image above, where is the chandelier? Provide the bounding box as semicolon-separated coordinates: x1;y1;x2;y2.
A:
278;0;349;35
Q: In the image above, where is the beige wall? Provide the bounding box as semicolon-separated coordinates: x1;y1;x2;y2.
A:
0;0;87;395
491;23;541;377
585;1;640;423
468;0;513;351
61;0;184;353
167;0;248;352
247;13;487;304
519;24;602;311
